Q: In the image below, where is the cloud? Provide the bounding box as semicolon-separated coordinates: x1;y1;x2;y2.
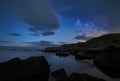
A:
0;40;12;47
8;33;22;36
0;0;60;32
74;29;109;37
41;31;55;36
74;34;93;40
29;33;40;37
52;0;120;32
29;31;55;36
0;40;11;43
58;42;67;44
29;27;39;32
0;46;41;50
0;41;8;43
24;40;59;48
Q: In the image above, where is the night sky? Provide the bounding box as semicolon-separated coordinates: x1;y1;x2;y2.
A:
0;0;120;49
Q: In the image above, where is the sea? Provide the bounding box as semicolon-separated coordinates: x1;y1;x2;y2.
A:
0;50;120;81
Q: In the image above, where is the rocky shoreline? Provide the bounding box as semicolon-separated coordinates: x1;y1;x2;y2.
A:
51;68;105;81
0;34;120;81
43;34;120;79
0;46;120;81
44;45;120;79
0;56;107;81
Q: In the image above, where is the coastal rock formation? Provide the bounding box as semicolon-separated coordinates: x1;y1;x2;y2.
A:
44;33;120;53
51;68;67;81
74;52;86;60
85;34;120;49
94;46;120;78
66;73;105;81
44;47;60;52
51;69;105;81
0;56;50;81
56;52;69;57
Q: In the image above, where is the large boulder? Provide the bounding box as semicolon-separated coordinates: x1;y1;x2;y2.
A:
0;56;50;81
94;46;120;78
104;45;119;54
66;73;105;81
51;68;67;81
74;52;87;60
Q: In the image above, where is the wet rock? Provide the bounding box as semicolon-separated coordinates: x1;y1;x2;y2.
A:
51;68;67;81
104;45;118;54
0;56;50;81
74;52;86;60
94;46;120;78
56;52;69;57
66;73;105;81
44;47;60;52
84;50;101;59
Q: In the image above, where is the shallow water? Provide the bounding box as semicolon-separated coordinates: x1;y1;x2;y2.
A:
0;50;120;81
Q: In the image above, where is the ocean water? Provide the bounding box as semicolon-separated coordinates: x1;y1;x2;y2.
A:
0;50;119;81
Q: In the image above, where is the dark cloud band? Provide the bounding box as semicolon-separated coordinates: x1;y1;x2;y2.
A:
8;33;22;36
74;34;93;40
41;32;55;36
0;0;60;32
24;40;58;48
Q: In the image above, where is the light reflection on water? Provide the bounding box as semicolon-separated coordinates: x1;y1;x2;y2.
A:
0;50;119;81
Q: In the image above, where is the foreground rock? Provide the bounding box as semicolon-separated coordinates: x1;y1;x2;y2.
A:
94;46;120;78
51;69;105;81
66;73;105;81
0;56;50;81
51;68;67;81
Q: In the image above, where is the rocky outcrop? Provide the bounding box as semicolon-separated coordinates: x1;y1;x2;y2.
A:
0;56;50;81
51;68;67;81
43;34;120;62
86;33;120;49
44;47;61;52
94;46;120;78
74;52;87;60
44;33;120;54
56;52;69;57
51;69;105;81
66;73;105;81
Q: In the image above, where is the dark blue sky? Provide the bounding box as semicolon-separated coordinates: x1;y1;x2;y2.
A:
0;0;120;48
